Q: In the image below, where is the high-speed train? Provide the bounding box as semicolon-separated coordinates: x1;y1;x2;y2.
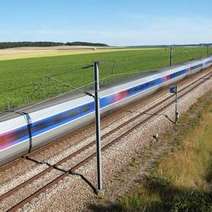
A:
0;56;212;166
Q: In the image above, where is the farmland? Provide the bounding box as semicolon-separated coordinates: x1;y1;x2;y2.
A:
0;46;133;61
0;46;211;112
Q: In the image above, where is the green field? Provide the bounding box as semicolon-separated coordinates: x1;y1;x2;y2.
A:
0;46;211;112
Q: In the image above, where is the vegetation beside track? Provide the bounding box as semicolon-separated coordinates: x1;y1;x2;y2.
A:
0;46;211;112
99;90;212;211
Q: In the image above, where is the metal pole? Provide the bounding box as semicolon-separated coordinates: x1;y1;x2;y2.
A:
175;86;179;123
169;46;173;67
94;61;103;192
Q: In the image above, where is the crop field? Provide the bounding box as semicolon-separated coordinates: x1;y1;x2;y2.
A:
0;46;211;113
0;46;139;61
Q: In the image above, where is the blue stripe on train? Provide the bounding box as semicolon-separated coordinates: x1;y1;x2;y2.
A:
190;64;203;70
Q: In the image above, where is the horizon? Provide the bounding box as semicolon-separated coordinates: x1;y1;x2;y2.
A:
0;41;211;47
0;0;211;45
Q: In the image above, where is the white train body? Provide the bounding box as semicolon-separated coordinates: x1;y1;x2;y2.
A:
0;57;212;165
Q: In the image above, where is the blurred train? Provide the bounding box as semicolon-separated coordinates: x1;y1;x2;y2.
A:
0;56;212;166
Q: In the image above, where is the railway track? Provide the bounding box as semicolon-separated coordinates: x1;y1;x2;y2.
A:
0;71;211;211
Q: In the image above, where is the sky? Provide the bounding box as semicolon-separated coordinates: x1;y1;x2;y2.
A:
0;0;211;46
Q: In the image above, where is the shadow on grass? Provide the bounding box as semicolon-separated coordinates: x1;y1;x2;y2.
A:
206;161;212;184
89;176;212;212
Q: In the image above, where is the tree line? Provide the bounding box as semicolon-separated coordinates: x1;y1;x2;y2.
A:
0;41;109;49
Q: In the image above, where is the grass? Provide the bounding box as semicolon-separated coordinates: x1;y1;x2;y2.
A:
0;46;211;112
118;91;212;211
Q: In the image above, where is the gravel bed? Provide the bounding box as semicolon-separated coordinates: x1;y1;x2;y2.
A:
0;164;47;196
0;169;62;211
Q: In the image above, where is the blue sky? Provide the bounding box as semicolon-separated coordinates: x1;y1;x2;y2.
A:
0;0;211;45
